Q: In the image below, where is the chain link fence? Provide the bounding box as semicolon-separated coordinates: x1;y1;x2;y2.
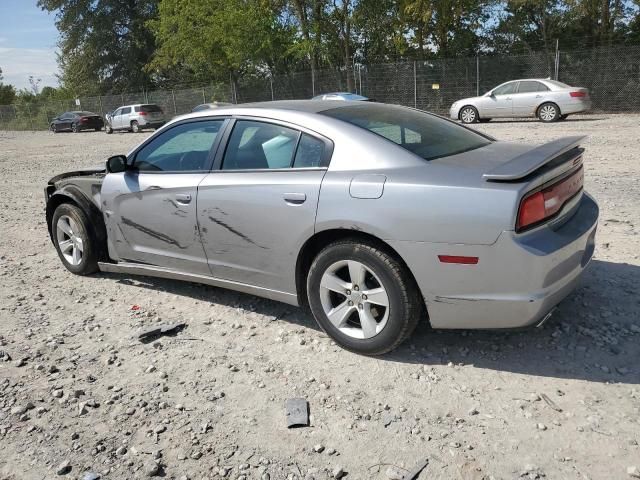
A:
2;44;640;131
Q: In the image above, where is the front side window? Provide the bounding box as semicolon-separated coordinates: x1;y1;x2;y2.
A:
493;82;517;95
322;104;490;161
121;107;131;114
133;120;224;172
222;120;300;170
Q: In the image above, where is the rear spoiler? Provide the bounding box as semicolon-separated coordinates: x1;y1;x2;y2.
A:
483;136;587;181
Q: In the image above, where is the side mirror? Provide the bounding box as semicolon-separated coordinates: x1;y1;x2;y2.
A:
106;155;128;173
489;92;495;97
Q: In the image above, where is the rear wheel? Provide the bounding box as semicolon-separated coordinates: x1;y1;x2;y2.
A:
105;125;113;134
537;102;560;122
306;239;422;355
131;120;141;133
52;203;98;275
459;106;479;124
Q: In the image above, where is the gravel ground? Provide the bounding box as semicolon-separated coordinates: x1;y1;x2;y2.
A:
0;115;639;480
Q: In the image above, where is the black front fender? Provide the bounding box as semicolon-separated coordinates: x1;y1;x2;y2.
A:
45;186;109;261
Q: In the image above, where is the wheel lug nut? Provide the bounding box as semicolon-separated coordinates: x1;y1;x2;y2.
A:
362;294;367;300
354;285;359;291
358;303;363;309
348;300;354;306
346;290;351;295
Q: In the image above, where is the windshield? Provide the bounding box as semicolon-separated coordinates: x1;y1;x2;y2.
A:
321;104;491;160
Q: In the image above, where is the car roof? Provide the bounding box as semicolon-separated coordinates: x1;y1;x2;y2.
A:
191;99;365;116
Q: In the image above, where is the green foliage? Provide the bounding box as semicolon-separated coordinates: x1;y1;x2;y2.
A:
0;68;17;104
38;0;159;94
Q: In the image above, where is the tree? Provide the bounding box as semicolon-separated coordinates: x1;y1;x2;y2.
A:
38;0;159;94
148;0;295;89
0;68;17;105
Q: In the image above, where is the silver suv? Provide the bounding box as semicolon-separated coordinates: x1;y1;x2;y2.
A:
105;104;166;133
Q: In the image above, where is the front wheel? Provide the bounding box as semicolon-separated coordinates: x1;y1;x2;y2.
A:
537;103;560;122
105;125;113;134
52;203;98;275
459;106;479;124
71;123;79;133
50;124;57;133
306;240;422;355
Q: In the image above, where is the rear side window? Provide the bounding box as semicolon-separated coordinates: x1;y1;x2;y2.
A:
293;134;325;168
322;104;490;161
518;81;549;93
222;120;300;170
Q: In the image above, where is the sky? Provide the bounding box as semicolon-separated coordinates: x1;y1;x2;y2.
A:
0;0;59;90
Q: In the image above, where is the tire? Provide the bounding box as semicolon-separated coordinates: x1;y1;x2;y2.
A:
105;125;113;134
306;239;422;355
52;203;98;275
537;102;560;122
131;121;141;133
459;106;479;124
71;123;79;133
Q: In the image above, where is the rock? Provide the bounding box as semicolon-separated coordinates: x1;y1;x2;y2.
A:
145;462;160;477
326;448;336;455
385;466;404;479
468;407;479;416
154;425;166;434
145;365;156;373
115;446;127;455
332;466;346;478
628;466;640;478
83;472;100;480
313;444;325;453
78;402;88;415
52;389;63;398
56;460;71;475
537;423;547;431
11;405;28;415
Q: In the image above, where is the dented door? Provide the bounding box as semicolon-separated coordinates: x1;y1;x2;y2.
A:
101;172;210;274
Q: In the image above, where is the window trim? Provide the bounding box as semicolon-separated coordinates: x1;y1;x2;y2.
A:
126;117;231;174
211;116;334;173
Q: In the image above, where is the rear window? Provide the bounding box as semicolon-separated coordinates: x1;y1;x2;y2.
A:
321;104;491;160
546;80;570;89
137;104;163;113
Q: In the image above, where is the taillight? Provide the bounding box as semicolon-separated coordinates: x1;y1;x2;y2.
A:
570;91;587;98
516;166;584;232
139;111;148;116
80;117;89;122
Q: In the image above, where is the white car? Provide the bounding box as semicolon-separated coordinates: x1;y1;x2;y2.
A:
105;104;166;133
450;79;591;123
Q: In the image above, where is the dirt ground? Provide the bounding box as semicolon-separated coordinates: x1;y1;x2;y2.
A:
0;114;639;480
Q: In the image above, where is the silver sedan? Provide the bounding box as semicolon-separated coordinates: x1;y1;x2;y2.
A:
450;79;591;123
45;101;598;355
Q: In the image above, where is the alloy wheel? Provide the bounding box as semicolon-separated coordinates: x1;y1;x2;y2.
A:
539;105;557;121
56;215;84;266
319;260;389;339
460;107;476;123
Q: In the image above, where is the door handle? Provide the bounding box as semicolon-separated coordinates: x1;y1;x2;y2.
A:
506;97;512;100
283;192;306;205
175;193;192;204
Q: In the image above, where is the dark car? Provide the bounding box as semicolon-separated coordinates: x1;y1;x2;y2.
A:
50;111;104;133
